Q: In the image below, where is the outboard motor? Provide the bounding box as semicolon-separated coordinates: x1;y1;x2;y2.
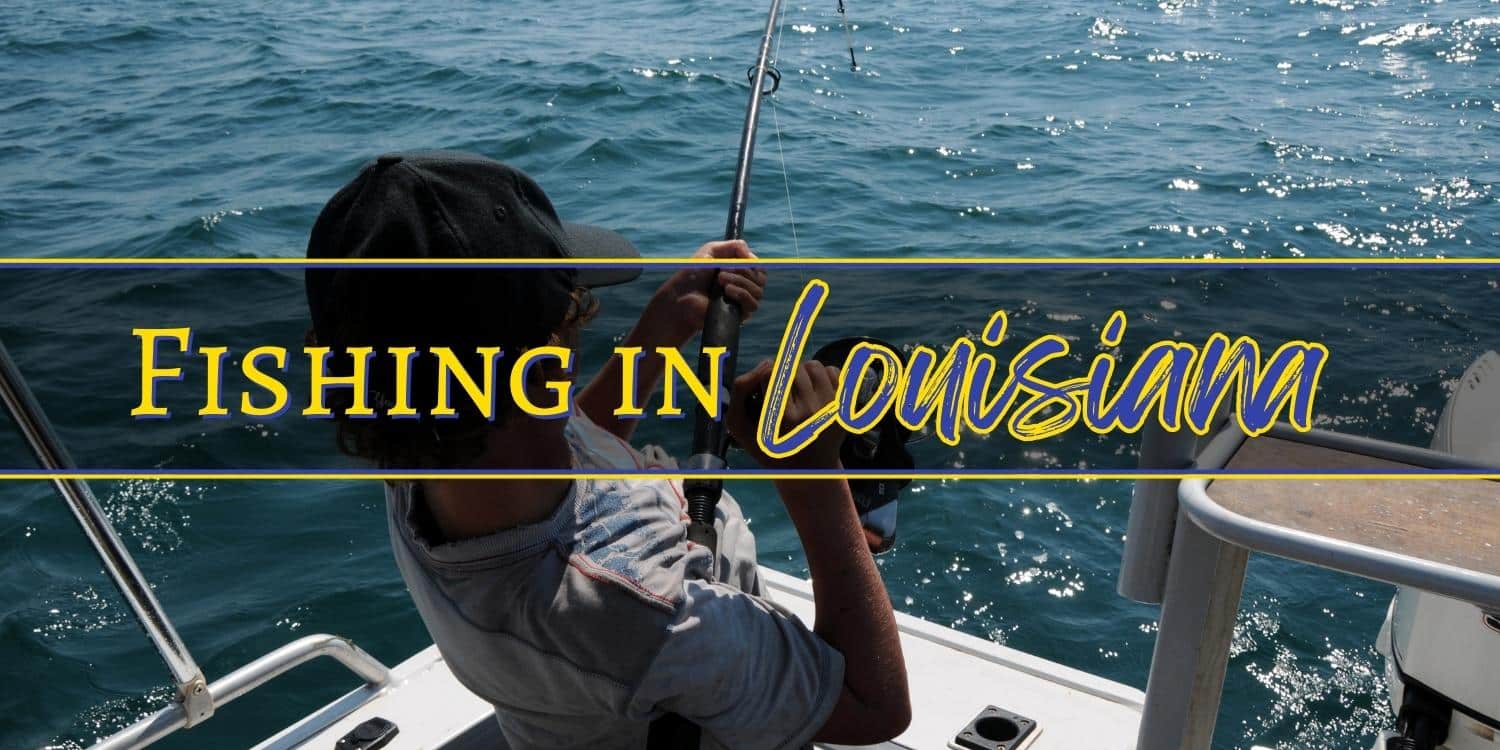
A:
1376;351;1500;750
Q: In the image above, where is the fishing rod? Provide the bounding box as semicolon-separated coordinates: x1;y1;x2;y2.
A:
658;3;890;743
682;0;786;555
646;9;790;747
837;0;859;70
683;0;899;561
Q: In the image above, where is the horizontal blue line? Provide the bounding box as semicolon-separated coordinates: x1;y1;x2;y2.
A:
5;260;1499;269
0;468;1491;476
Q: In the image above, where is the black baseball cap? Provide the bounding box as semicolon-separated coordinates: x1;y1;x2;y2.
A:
306;150;642;354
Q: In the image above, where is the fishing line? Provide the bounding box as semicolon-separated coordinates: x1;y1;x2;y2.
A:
768;0;805;286
769;105;803;282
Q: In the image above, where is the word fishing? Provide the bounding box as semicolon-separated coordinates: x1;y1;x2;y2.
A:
130;278;1329;457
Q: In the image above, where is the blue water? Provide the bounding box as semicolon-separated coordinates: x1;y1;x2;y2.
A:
2;1;1498;748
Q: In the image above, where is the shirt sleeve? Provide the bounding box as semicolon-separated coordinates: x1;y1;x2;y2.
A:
628;579;845;750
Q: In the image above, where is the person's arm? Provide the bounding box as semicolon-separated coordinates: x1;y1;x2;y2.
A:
577;239;765;440
779;477;911;743
727;360;912;744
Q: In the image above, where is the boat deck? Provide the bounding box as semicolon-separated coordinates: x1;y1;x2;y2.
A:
256;568;1145;750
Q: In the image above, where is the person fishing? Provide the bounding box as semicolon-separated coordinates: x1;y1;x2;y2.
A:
304;150;910;749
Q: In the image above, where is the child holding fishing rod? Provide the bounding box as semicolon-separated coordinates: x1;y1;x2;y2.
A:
305;151;910;749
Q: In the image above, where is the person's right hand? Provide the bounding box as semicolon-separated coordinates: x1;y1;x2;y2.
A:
727;359;845;470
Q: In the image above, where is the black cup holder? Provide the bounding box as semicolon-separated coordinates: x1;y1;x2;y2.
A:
954;706;1037;750
973;716;1020;741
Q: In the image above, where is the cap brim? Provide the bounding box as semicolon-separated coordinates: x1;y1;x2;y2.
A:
562;222;643;288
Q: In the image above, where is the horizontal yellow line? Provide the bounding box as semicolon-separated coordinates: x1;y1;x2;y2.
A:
0;257;1497;266
0;473;1495;481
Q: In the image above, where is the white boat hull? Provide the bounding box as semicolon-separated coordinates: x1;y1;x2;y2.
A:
255;568;1144;750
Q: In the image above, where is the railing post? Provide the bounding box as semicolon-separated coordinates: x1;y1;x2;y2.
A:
1135;505;1248;750
1118;421;1198;604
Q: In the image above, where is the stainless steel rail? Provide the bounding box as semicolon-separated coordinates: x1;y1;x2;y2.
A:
1128;420;1500;749
94;634;392;750
0;341;212;719
0;341;391;749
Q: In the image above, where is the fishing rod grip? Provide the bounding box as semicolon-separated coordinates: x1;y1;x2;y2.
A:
683;0;781;561
683;286;743;551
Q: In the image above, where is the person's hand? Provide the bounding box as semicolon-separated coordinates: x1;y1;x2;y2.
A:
727;359;845;470
642;240;767;345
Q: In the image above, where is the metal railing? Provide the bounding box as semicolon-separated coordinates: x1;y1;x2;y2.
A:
0;341;213;717
1120;419;1500;749
95;634;391;750
0;341;391;748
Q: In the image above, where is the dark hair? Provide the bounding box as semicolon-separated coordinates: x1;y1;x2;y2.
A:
315;281;597;469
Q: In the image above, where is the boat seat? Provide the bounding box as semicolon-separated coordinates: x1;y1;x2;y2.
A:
1211;435;1500;580
1174;426;1500;612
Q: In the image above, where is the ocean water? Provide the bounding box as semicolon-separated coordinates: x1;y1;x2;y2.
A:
1;1;1498;749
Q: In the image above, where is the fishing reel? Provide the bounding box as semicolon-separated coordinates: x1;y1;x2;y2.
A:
740;337;920;554
810;337;915;554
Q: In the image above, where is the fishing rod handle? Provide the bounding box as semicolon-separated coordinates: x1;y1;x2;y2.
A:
684;288;743;544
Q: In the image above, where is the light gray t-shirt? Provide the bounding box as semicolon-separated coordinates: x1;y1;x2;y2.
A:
385;412;844;750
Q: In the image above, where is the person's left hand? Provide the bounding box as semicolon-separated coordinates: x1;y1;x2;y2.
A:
644;239;767;345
